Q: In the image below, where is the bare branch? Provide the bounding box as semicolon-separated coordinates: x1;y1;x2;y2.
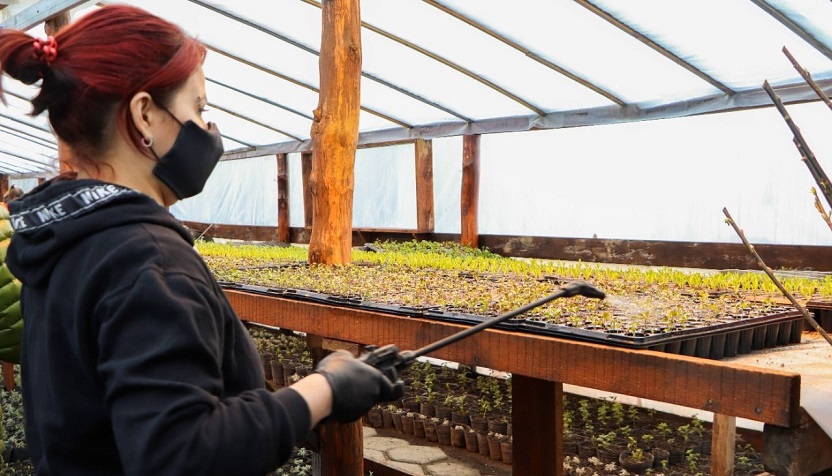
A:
722;207;832;347
811;187;832;233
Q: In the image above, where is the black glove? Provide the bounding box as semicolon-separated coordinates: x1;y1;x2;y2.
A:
315;349;404;422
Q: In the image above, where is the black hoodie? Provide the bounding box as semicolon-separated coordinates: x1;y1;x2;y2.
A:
6;178;310;476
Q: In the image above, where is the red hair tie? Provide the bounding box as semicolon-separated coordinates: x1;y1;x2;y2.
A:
32;36;58;65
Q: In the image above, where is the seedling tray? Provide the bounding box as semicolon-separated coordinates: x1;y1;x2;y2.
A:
803;297;832;332
222;283;802;360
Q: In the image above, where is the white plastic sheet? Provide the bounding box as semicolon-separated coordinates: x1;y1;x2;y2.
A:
175;102;832;246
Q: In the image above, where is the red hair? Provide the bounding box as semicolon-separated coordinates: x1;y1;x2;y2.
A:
0;4;206;169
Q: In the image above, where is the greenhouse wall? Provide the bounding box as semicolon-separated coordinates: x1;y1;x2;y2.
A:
171;101;832;246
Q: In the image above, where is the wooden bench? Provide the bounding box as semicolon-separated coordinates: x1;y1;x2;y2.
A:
227;289;811;476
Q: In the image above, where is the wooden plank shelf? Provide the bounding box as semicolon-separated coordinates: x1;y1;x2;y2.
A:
227;289;806;475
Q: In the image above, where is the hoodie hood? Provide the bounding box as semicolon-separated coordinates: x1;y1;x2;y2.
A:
6;178;193;287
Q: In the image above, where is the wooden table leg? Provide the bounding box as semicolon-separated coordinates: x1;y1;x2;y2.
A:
764;409;832;476
711;413;736;476
513;374;563;476
307;334;364;476
2;362;14;390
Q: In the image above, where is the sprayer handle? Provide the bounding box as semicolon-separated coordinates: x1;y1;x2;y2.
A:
358;344;414;385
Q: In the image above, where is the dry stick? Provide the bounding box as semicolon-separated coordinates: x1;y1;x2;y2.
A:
722;207;832;347
780;49;832;232
195;223;214;242
783;46;832;114
811;187;832;233
762;80;832;211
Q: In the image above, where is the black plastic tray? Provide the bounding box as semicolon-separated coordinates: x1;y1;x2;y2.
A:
222;282;803;360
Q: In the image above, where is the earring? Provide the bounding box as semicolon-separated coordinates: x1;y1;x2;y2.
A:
141;137;154;148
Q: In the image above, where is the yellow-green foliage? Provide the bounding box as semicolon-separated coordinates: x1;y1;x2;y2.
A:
196;240;821;331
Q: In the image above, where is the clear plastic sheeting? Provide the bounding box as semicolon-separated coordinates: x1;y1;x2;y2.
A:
3;0;832;245
286;144;420;230
8;177;39;194
765;0;832;57
437;0;721;106
171;155;278;227
474;101;832;246
352;144;417;229
590;0;832;89
3;0;832;163
361;0;614;115
181;101;832;246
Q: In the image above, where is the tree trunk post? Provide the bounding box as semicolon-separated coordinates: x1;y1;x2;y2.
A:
415;138;434;232
461;134;480;248
277;153;290;244
308;0;362;265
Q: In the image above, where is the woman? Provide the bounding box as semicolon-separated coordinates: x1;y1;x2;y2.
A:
0;5;401;475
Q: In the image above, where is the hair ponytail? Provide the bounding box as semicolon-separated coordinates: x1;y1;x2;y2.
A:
0;30;50;89
0;5;205;167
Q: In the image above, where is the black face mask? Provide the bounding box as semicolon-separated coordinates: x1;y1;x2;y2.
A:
149;112;224;200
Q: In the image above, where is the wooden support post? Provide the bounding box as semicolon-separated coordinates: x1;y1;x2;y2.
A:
0;175;8;201
301;151;313;228
461;134;480;248
415;139;434;232
306;334;363;476
513;375;563;476
764;410;832;475
314;421;363;476
277;153;290;244
711;413;736;476
2;362;14;391
308;0;362;265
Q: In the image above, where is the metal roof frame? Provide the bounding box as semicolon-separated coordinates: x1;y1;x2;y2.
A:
750;0;832;62
424;0;627;107
0;0;830;173
574;0;734;96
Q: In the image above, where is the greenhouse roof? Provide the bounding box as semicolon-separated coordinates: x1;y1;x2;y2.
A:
1;0;832;175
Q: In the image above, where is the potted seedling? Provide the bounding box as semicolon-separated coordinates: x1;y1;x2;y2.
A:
470;398;491;433
451;394;470;426
594;430;623;464
619;436;654;473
